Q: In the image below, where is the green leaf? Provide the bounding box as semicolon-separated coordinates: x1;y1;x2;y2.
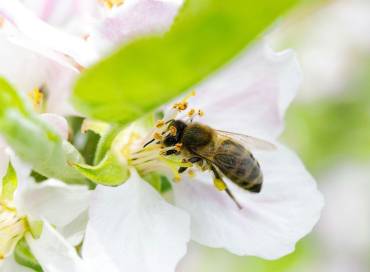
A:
14;238;43;272
70;151;130;186
73;0;299;123
1;162;18;201
0;78;86;184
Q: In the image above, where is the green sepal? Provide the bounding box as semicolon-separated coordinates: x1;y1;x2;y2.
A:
14;238;43;272
26;220;44;239
1;162;18;201
0;78;86;184
70;151;130;186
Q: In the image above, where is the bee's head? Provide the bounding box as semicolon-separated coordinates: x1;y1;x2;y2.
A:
163;120;187;146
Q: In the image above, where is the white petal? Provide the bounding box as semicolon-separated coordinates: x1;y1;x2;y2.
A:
173;145;323;259
26;221;90;272
16;179;91;229
185;43;301;139
40;113;69;140
21;0;94;28
83;170;190;272
0;35;78;115
88;0;183;56
60;210;89;246
0;138;9;180
0;254;34;272
0;1;98;68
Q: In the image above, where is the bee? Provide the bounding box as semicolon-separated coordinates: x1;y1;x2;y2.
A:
161;120;276;209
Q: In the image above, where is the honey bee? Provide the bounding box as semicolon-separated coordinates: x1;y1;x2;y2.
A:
161;120;276;209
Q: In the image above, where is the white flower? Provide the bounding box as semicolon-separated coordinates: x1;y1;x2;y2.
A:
0;0;184;115
81;44;324;272
0;150;91;271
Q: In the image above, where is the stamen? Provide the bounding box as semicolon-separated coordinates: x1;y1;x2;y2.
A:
153;132;163;141
172;90;196;112
28;87;44;112
0;203;26;259
99;0;124;9
187;109;196;117
188;169;196;178
155;120;165;128
173;101;188;111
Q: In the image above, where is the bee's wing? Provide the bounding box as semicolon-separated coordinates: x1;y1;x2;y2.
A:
216;130;276;151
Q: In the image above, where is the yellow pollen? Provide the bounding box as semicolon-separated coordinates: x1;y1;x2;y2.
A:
169;126;177;136
187;109;196;117
155;120;165;128
173;175;181;183
173;101;188;111
153;132;163;141
214;178;227;191
99;0;124;9
188;169;195;178
28;87;44;112
175;143;183;151
172;90;196;112
198;109;205;117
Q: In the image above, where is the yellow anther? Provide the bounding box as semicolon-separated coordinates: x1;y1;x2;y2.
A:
28;87;44;112
174;175;181;183
173;101;188;111
187;109;196;117
153;132;163;141
188;169;195;178
214;178;226;191
172;90;197;112
155;120;165;128
198;109;205;117
169;126;177;136
99;0;124;9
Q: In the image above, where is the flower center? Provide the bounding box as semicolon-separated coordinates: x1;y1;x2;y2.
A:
28;87;45;113
99;0;124;9
127;91;205;182
0;201;26;260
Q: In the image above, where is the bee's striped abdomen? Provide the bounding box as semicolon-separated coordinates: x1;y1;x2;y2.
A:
214;139;263;193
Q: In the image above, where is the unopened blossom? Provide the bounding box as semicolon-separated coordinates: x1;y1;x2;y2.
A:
81;44;324;272
0;149;91;271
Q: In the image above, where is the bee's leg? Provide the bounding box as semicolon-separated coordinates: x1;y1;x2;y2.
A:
210;165;243;210
178;157;203;174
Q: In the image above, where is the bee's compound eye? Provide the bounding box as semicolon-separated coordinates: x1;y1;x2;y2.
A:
163;136;177;146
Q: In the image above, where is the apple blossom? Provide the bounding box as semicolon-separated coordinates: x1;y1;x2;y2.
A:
0;0;184;116
0;150;91;271
81;44;324;271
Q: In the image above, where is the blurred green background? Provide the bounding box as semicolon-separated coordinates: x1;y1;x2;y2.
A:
177;0;370;271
